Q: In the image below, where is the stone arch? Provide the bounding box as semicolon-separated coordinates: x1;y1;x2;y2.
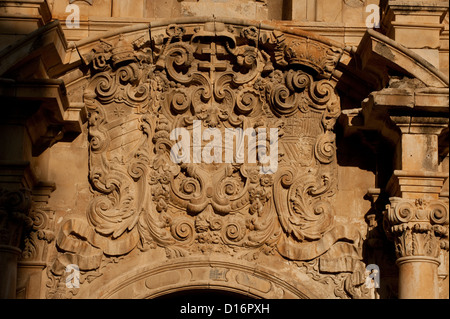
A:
78;256;323;299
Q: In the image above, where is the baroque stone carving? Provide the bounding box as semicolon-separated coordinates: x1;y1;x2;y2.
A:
20;208;55;261
296;258;373;299
0;187;32;248
48;21;366;298
384;197;449;260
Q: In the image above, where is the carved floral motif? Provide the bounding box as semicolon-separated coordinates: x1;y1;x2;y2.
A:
384;197;449;259
0;187;32;247
48;22;366;298
20;208;55;261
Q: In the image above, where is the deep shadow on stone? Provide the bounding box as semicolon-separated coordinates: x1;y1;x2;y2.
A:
154;289;253;301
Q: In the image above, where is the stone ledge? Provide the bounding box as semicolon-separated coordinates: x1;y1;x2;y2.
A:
386;170;449;199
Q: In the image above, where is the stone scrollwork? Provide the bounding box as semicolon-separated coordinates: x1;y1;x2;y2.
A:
48;21;365;298
0;187;32;248
20;208;55;261
384;197;449;260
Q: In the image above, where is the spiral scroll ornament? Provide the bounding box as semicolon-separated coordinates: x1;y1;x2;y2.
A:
77;23;344;263
385;198;449;259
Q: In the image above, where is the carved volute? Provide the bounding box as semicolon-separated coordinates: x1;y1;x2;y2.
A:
47;21;371;299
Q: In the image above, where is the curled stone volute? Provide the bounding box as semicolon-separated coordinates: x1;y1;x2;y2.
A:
384;197;449;259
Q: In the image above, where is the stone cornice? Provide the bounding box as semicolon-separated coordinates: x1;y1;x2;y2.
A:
356;29;449;89
0;78;86;156
0;0;52;25
381;1;449;18
341;86;449;148
0;20;68;78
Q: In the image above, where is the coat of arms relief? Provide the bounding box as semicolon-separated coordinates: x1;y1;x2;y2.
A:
47;21;371;298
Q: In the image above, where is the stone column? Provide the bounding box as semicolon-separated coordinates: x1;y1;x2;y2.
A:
0;113;35;299
354;84;449;298
383;108;449;299
17;182;56;299
0;187;32;299
384;197;448;298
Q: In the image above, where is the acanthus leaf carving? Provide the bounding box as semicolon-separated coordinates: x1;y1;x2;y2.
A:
20;208;55;261
48;22;365;299
384;197;449;260
0;187;32;248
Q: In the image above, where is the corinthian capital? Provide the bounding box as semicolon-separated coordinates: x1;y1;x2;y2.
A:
0;187;32;247
384;197;449;261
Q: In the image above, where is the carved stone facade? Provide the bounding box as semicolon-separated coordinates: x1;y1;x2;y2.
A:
0;0;448;300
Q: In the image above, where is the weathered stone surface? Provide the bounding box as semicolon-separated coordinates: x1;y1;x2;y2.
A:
0;1;448;300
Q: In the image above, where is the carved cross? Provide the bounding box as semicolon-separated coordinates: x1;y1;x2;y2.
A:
198;42;228;83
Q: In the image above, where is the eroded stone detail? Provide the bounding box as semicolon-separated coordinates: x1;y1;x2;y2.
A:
47;21;365;299
20;208;55;261
384;197;449;260
0;188;32;248
295;258;373;299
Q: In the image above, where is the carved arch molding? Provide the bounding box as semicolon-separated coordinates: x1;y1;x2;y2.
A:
47;20;371;299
